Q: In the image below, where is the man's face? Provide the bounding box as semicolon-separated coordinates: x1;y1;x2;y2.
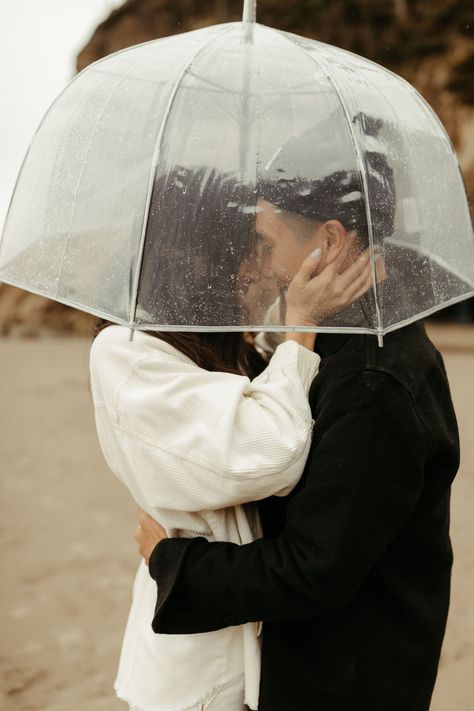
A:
255;198;325;290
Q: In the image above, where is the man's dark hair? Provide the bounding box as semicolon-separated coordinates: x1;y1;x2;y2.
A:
257;112;396;246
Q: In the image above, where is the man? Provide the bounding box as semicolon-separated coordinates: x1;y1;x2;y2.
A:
136;116;460;710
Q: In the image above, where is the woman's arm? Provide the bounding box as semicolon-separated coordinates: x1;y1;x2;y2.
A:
92;332;320;512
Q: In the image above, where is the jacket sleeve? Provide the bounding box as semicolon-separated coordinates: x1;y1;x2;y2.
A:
254;296;284;357
93;334;320;512
148;370;431;633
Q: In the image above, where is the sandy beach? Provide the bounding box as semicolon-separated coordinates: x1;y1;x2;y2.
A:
1;324;473;710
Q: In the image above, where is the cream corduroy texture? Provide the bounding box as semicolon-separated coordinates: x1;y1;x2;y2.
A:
89;326;320;711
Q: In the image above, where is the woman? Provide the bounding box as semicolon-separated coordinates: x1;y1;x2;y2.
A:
89;166;371;711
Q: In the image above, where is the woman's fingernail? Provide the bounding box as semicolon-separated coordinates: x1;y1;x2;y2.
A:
311;248;321;259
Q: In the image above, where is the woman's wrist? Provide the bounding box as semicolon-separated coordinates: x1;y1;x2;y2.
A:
284;308;319;329
284;331;317;350
282;307;318;351
284;308;317;351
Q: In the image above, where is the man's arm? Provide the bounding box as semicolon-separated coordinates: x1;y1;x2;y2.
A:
149;370;430;634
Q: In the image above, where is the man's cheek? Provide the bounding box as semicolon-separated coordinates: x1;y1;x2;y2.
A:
270;253;291;280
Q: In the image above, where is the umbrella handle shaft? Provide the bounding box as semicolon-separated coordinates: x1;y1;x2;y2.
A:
242;0;256;22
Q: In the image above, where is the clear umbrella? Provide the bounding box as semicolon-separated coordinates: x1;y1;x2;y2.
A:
0;0;473;343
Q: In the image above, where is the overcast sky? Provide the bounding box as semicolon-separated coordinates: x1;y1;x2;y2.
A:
0;0;124;231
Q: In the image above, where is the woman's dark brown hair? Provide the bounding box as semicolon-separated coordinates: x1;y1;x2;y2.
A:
93;166;266;378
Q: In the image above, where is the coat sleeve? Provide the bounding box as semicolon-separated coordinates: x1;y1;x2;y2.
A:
92;333;320;512
148;370;431;632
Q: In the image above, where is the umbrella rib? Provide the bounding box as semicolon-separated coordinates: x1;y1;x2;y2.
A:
128;26;236;327
55;51;168;303
272;29;384;342
0;39;196;273
314;59;385;342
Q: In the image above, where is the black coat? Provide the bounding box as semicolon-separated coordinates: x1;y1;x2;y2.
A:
149;322;459;711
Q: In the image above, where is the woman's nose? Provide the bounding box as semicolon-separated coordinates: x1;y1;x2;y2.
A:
244;255;265;283
260;253;274;279
249;263;263;282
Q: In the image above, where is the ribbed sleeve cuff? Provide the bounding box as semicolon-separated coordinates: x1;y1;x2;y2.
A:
149;537;198;633
149;537;238;634
268;340;321;392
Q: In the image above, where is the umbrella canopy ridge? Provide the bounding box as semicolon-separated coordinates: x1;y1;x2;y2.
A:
0;18;472;337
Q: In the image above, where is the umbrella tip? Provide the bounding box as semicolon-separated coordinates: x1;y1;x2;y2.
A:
377;333;384;348
242;0;256;22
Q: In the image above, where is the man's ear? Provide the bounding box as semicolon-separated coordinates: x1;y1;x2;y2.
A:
323;220;347;264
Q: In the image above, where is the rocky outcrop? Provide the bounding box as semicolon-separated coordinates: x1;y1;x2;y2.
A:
1;0;472;335
0;286;95;337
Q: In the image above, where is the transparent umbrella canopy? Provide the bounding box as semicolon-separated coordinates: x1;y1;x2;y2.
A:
0;0;473;342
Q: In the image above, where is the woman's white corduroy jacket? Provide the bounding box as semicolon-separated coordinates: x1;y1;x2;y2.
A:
89;325;320;711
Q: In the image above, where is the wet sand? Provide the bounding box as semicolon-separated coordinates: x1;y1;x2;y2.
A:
0;325;473;710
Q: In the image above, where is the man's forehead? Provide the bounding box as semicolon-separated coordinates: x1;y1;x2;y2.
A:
256;199;284;236
256;197;282;216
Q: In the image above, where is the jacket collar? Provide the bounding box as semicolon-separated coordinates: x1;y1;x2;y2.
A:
315;332;352;358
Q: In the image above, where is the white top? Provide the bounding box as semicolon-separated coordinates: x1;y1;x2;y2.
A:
89;325;320;711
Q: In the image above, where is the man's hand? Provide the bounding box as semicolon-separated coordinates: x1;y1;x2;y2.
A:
135;508;168;564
